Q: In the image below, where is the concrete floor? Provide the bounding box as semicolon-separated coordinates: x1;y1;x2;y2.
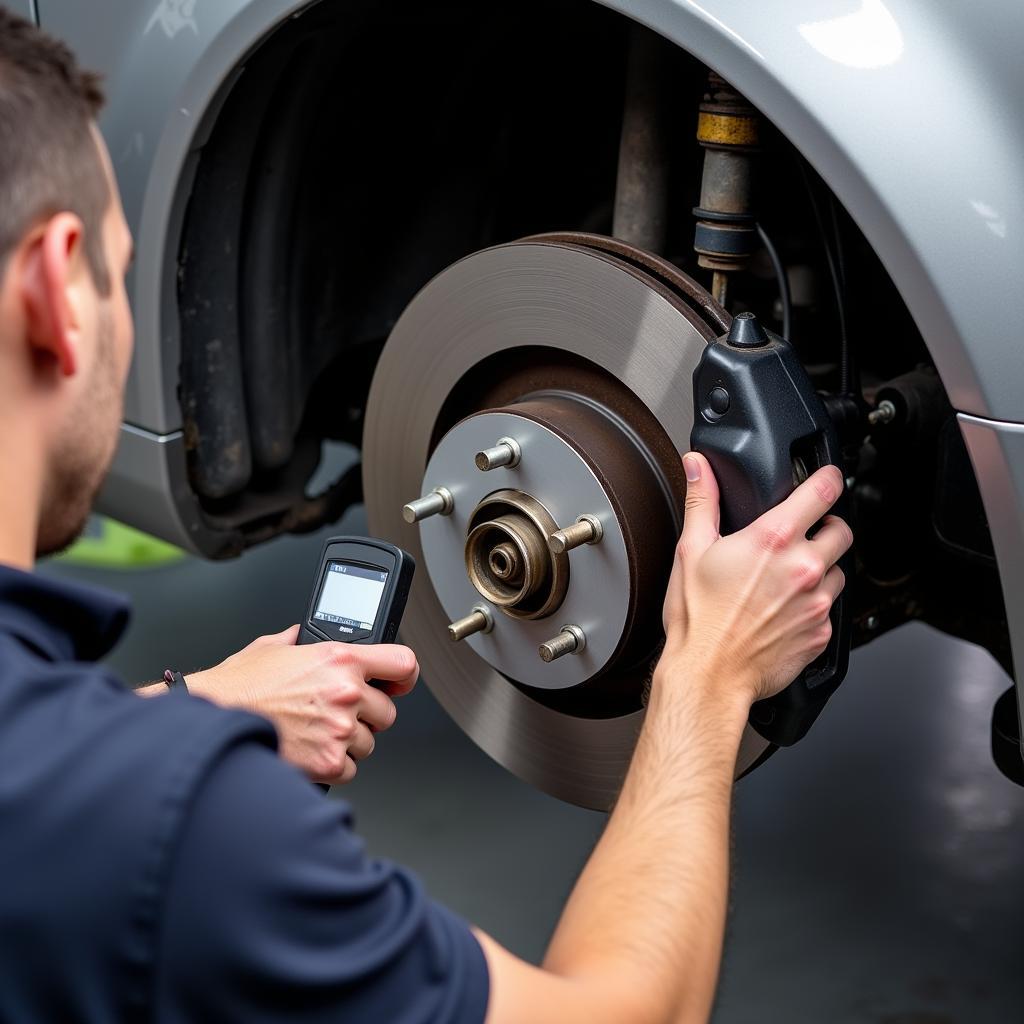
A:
43;500;1024;1023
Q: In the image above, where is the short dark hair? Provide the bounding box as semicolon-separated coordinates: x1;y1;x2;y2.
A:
0;8;111;293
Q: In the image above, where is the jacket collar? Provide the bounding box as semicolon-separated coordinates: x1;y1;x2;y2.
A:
0;563;131;663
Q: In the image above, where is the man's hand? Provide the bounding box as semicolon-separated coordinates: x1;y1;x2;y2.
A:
477;454;852;1024
660;451;851;707
185;627;419;785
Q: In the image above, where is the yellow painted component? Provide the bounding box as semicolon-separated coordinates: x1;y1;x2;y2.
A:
697;111;759;147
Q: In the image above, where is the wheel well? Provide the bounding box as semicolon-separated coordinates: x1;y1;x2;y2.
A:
178;0;635;522
175;0;1008;672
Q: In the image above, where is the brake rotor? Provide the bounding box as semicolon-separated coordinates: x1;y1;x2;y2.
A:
363;234;770;809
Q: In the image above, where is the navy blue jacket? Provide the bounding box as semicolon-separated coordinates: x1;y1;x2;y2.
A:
0;565;488;1022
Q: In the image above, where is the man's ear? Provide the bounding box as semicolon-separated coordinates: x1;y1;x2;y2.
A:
19;213;88;378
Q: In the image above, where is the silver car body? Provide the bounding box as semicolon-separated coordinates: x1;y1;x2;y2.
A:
32;0;1024;734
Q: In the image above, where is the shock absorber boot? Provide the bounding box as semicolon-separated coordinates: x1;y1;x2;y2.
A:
692;74;760;272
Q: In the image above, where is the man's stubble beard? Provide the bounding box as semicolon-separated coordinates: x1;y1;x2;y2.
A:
36;306;124;557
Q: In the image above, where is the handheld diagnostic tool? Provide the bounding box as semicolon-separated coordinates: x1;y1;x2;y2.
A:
690;312;852;748
299;537;416;647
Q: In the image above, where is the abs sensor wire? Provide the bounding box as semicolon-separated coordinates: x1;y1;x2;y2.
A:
756;222;792;342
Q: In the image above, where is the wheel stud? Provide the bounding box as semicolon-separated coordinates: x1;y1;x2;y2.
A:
475;436;522;471
448;606;494;642
402;487;454;524
538;625;586;663
549;515;603;554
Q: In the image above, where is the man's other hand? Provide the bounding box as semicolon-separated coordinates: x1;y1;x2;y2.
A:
661;451;852;707
186;629;419;785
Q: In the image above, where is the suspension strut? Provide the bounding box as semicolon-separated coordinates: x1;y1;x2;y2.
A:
692;73;760;307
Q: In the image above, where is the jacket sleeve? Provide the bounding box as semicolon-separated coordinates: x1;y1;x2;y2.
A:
154;739;489;1024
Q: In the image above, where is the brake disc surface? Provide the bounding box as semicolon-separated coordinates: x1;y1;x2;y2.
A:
363;238;769;809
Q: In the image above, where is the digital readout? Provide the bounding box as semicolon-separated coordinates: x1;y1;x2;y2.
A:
313;562;389;632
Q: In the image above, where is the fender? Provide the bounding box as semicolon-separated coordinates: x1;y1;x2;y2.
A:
40;0;318;551
40;0;318;433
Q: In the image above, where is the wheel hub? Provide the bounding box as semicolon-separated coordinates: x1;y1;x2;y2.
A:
419;404;638;691
363;234;770;809
466;490;564;620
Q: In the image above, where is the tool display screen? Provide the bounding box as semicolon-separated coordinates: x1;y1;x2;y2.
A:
313;561;389;632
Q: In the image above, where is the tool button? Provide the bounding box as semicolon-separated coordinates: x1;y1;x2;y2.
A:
708;387;731;415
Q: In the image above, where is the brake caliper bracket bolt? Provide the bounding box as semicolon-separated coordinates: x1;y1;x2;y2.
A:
867;399;897;427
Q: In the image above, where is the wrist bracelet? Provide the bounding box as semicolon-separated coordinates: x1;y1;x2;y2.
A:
163;669;188;694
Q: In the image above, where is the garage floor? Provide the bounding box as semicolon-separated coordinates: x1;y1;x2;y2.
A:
43;497;1024;1023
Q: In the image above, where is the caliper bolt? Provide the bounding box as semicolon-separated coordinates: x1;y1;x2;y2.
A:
548;515;604;555
867;399;897;427
402;487;454;524
538;625;587;663
448;606;494;642
475;436;522;472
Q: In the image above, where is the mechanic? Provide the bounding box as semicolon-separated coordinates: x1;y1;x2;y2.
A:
0;13;852;1024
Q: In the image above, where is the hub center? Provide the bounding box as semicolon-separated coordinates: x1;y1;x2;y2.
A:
488;542;518;581
465;490;569;619
414;394;677;693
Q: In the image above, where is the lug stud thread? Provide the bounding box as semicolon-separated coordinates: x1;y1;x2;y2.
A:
448;606;494;642
549;515;603;555
475;436;522;472
538;625;586;663
403;487;454;524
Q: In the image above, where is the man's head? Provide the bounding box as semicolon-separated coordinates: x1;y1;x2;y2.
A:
0;10;134;557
